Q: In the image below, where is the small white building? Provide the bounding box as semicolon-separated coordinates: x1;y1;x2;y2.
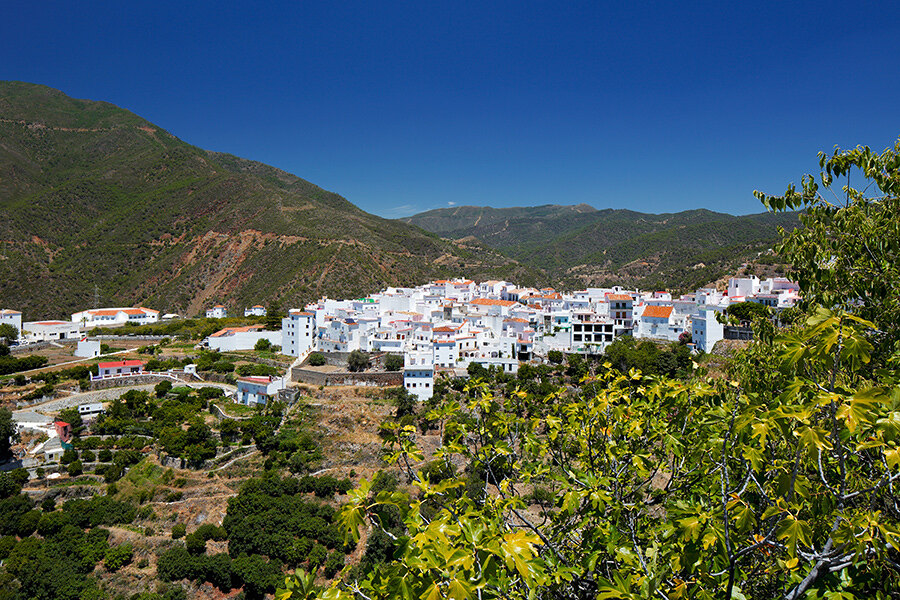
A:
236;376;286;405
691;309;725;354
78;403;104;418
636;305;687;342
244;305;267;317
95;360;144;379
1;309;23;339
728;276;760;298
22;320;82;342
75;338;102;358
206;305;227;319
403;351;434;401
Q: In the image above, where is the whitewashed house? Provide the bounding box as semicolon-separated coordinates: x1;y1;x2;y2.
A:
244;305;267;317
403;351;434;401
206;305;227;319
96;360;144;379
22;320;82;342
691;309;725;354
236;376;286;405
205;324;281;352
72;307;159;328
0;309;22;339
75;338;102;358
281;310;315;357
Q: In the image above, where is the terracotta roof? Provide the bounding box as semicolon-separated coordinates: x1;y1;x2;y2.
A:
238;376;273;385
98;360;144;369
89;309;121;316
433;325;459;333
470;298;517;307
642;305;673;319
122;309;148;316
209;325;265;337
252;305;265;308
0;309;22;315
504;317;529;323
606;294;633;302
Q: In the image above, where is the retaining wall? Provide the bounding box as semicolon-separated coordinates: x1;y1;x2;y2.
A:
291;367;402;387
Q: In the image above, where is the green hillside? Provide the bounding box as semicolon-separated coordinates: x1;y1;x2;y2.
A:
404;204;799;290
0;82;531;319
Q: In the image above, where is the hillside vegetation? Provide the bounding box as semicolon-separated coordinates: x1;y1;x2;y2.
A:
404;204;799;290
0;82;531;319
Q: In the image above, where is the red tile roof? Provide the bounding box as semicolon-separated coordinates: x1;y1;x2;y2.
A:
238;376;272;385
470;298;517;307
209;325;264;337
98;360;144;369
643;305;673;319
606;294;633;302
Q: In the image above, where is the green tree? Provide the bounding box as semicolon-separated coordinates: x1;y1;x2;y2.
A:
756;138;900;359
384;353;404;371
0;323;18;342
725;299;772;323
255;338;273;352
347;350;369;372
277;140;900;600
307;352;326;367
0;408;19;460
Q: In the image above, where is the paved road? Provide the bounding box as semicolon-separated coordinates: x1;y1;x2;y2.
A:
17;381;237;414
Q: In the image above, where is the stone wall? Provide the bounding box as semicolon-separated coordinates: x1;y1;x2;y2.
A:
291;367;402;387
90;374;176;391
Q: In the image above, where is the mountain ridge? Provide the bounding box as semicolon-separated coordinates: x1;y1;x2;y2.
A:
403;204;799;290
0;82;533;319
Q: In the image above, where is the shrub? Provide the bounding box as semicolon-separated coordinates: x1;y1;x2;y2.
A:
172;523;187;539
323;550;345;578
155;380;173;398
104;542;133;571
185;532;207;555
307;352;325;367
67;460;83;477
60;448;78;465
254;338;273;351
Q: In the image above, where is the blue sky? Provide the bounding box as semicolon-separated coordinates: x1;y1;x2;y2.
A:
2;1;898;218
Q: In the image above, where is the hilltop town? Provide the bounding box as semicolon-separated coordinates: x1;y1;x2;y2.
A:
2;271;798;410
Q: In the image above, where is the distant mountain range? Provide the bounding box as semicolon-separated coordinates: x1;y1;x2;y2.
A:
0;82;533;319
403;204;799;291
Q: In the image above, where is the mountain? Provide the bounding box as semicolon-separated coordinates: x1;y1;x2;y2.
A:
403;205;799;291
0;82;534;319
